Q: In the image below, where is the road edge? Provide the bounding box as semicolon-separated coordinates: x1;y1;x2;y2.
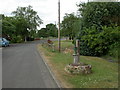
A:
37;45;62;89
0;48;2;89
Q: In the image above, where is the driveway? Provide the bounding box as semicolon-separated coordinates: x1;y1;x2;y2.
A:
2;40;58;88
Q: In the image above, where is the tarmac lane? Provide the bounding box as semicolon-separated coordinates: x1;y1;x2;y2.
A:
2;40;58;88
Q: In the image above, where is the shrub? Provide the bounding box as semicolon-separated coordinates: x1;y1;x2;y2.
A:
78;26;120;57
11;35;23;43
108;42;120;60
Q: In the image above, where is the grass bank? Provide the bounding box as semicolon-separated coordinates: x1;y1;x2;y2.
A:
37;40;118;88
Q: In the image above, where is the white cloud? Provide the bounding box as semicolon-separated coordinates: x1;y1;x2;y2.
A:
0;0;87;29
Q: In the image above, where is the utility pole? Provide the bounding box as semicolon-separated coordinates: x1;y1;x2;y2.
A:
58;0;61;52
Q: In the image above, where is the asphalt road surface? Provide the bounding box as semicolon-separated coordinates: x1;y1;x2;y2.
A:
2;40;59;88
0;47;2;89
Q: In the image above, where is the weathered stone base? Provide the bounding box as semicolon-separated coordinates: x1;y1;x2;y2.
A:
65;63;92;74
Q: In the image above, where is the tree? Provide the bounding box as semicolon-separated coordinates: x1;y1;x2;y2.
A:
2;16;16;40
1;15;27;42
12;5;43;41
78;2;120;30
14;17;29;41
38;23;57;38
0;16;1;37
77;2;120;57
12;5;43;31
38;28;48;38
61;13;80;40
46;23;57;37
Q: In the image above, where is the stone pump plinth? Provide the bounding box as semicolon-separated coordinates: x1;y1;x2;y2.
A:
65;39;92;75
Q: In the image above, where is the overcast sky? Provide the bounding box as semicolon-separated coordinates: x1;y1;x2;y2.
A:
0;0;88;29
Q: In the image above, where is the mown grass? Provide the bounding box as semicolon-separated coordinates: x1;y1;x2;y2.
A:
54;40;74;51
38;40;118;88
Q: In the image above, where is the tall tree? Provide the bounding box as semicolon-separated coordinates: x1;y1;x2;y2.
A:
12;5;43;31
38;28;48;38
77;2;120;56
14;17;29;40
61;13;79;40
78;2;120;30
38;23;57;38
0;14;3;37
2;16;16;40
46;23;57;37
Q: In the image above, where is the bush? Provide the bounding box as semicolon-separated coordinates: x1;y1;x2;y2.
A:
108;42;120;60
11;35;23;43
78;26;120;56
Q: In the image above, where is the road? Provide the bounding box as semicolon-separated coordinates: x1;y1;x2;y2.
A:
2;40;59;88
0;47;2;89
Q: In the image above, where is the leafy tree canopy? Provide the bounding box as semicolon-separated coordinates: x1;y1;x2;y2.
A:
38;23;57;38
12;5;43;31
76;2;120;58
61;13;80;40
78;2;120;30
46;23;57;37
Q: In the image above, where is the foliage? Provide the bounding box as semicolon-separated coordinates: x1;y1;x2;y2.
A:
0;14;3;37
61;13;80;40
2;16;16;40
76;2;120;58
14;17;29;38
38;28;48;38
46;23;57;37
2;16;29;42
108;42;120;60
78;2;120;29
79;26;120;57
11;35;23;43
38;23;57;38
12;5;43;31
29;30;37;38
1;5;43;43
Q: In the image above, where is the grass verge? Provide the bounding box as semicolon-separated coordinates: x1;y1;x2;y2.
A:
37;40;118;88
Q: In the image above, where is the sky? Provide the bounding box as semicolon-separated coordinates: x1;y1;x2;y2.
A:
0;0;87;29
0;0;119;29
